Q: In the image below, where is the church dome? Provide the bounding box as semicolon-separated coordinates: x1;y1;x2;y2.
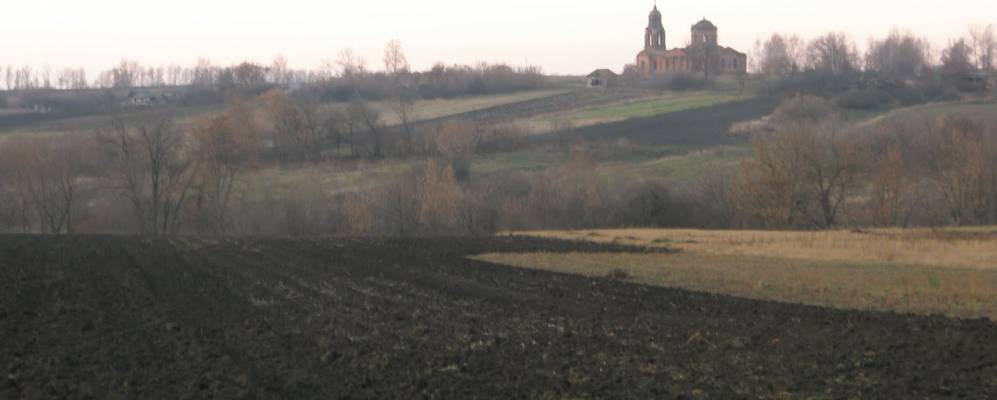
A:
647;5;664;29
693;19;717;31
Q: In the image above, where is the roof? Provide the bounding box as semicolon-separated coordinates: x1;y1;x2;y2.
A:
639;48;687;57
692;19;717;31
587;69;618;77
719;47;747;56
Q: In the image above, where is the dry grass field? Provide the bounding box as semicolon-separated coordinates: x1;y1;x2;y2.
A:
475;228;997;319
365;89;569;125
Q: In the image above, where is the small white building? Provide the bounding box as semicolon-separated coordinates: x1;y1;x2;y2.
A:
587;69;618;88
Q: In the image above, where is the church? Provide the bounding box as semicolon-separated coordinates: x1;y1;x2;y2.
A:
635;5;747;76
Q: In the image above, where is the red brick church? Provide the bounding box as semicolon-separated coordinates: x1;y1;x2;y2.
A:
635;5;747;77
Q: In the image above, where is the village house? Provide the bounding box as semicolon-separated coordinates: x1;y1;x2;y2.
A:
586;69;618;88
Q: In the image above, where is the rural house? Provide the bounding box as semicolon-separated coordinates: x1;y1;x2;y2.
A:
586;69;618;88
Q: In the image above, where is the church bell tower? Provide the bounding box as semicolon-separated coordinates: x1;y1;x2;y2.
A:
645;4;666;50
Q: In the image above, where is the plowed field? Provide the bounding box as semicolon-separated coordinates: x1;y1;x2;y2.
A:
1;236;994;399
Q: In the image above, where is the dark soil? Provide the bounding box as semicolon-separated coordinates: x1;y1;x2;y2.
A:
1;235;995;399
567;97;779;147
415;88;661;128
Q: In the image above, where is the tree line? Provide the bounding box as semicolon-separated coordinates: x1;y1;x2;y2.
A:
726;95;997;229
750;24;995;95
0;41;543;103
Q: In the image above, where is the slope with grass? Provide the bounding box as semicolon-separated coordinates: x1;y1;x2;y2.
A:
847;100;997;133
0;89;571;139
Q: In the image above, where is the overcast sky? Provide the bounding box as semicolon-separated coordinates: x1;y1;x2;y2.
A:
2;0;995;75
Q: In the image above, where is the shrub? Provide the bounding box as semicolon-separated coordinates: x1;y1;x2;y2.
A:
940;88;963;101
773;95;837;123
628;73;709;92
884;84;924;106
833;89;893;110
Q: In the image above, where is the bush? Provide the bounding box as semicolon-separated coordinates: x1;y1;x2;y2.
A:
833;89;893;110
627;73;709;92
884;84;924;106
919;81;948;100
773;95;837;123
940;87;963;101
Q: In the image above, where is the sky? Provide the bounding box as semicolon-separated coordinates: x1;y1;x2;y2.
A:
1;0;995;76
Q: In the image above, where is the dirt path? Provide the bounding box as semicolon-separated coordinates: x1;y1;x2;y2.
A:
1;236;994;399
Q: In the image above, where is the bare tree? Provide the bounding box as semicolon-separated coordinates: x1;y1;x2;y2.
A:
260;89;324;162
415;160;463;235
754;33;804;76
865;29;931;78
166;64;184;86
434;120;477;180
733;97;863;228
383;39;410;75
192;58;216;88
733;131;808;228
336;48;366;78
270;54;290;86
188;103;259;233
231;62;268;90
0;167;31;233
692;168;737;228
388;87;417;154
525;150;603;229
799;123;864;228
98;112;196;235
111;60;141;88
807;32;859;75
40;66;52;89
870;143;918;227
923;116;996;225
348;97;383;157
941;38;976;75
969;24;996;70
0;135;90;233
3;66;12;91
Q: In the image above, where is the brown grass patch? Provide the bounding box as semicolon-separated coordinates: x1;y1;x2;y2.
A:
475;227;997;319
510;227;997;270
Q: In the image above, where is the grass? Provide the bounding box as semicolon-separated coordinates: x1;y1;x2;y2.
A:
598;146;750;187
522;228;997;269
0;103;225;141
853;101;997;131
249;158;423;196
517;90;755;134
351;89;568;126
0;89;569;140
474;227;997;319
563;92;751;124
252;143;750;198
